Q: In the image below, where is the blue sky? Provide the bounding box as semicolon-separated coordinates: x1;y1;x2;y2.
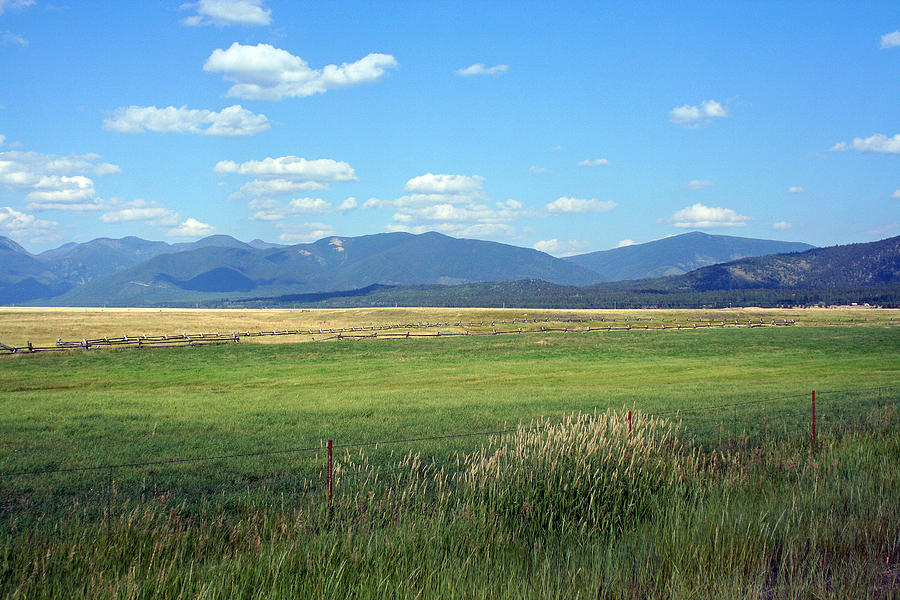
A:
0;0;897;255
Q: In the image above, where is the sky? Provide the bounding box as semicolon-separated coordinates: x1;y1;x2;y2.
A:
0;0;898;255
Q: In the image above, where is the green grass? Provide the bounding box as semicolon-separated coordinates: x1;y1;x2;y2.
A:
1;323;898;598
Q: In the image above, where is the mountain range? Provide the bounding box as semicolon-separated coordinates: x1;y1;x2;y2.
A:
0;230;894;307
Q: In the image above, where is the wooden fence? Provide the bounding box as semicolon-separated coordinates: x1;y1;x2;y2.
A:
0;318;796;356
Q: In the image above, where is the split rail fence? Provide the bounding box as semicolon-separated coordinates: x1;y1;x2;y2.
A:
0;317;796;355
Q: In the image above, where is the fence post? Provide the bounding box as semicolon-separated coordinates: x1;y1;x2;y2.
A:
107;466;113;534
627;410;632;436
327;439;333;507
811;390;817;449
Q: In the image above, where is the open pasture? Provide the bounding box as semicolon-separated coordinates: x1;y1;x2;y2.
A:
0;305;896;348
1;309;898;598
1;315;897;472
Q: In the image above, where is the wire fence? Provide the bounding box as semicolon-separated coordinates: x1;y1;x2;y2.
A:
1;384;895;548
0;317;797;355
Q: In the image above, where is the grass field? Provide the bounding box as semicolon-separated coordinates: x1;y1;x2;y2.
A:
1;306;896;348
1;308;898;598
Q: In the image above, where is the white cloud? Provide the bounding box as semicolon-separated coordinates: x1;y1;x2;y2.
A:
2;30;27;47
375;174;528;239
891;190;900;199
881;30;900;49
181;0;271;26
0;0;34;15
204;43;398;100
288;197;332;214
455;63;509;77
577;158;609;167
230;179;327;201
168;217;215;238
249;195;357;221
616;239;636;248
668;203;751;228
670;99;728;128
773;221;792;230
0;149;121;212
830;133;900;154
534;239;560;253
404;173;484;194
25;175;102;211
684;179;713;190
0;150;120;189
100;200;180;226
0;135;4;146
276;221;336;243
788;186;804;194
546;197;617;214
0;206;57;242
533;238;590;256
337;196;357;211
528;166;551;175
104;105;270;136
215;156;356;181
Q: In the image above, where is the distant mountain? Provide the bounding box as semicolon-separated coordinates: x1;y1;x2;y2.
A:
565;232;815;281
171;235;254;252
0;235;67;304
655;235;900;291
248;239;286;250
0;236;31;255
37;236;174;286
51;231;601;306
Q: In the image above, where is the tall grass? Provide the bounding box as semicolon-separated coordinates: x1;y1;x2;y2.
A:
4;407;897;598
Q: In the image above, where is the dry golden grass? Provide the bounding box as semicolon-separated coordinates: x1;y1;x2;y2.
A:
0;306;896;347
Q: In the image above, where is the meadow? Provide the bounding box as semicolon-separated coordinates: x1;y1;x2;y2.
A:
0;308;898;598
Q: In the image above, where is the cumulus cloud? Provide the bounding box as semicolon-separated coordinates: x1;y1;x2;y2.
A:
0;150;120;212
830;133;900;154
217;155;357;217
181;0;271;26
892;190;900;199
684;179;713;190
276;221;336;243
0;206;58;242
373;173;528;239
2;30;27;47
533;238;590;256
667;203;751;228
670;99;728;128
546;197;617;214
249;195;358;221
455;63;509;76
230;179;327;201
288;197;332;214
528;166;551;175
788;186;804;194
404;173;484;194
100;200;180;226
103;105;270;136
881;30;900;49
616;239;636;248
216;156;356;182
0;0;34;15
577;158;609;167
168;217;215;238
773;221;792;230
204;43;397;100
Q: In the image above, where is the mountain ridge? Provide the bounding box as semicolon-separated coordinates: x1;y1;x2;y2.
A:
564;232;814;281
